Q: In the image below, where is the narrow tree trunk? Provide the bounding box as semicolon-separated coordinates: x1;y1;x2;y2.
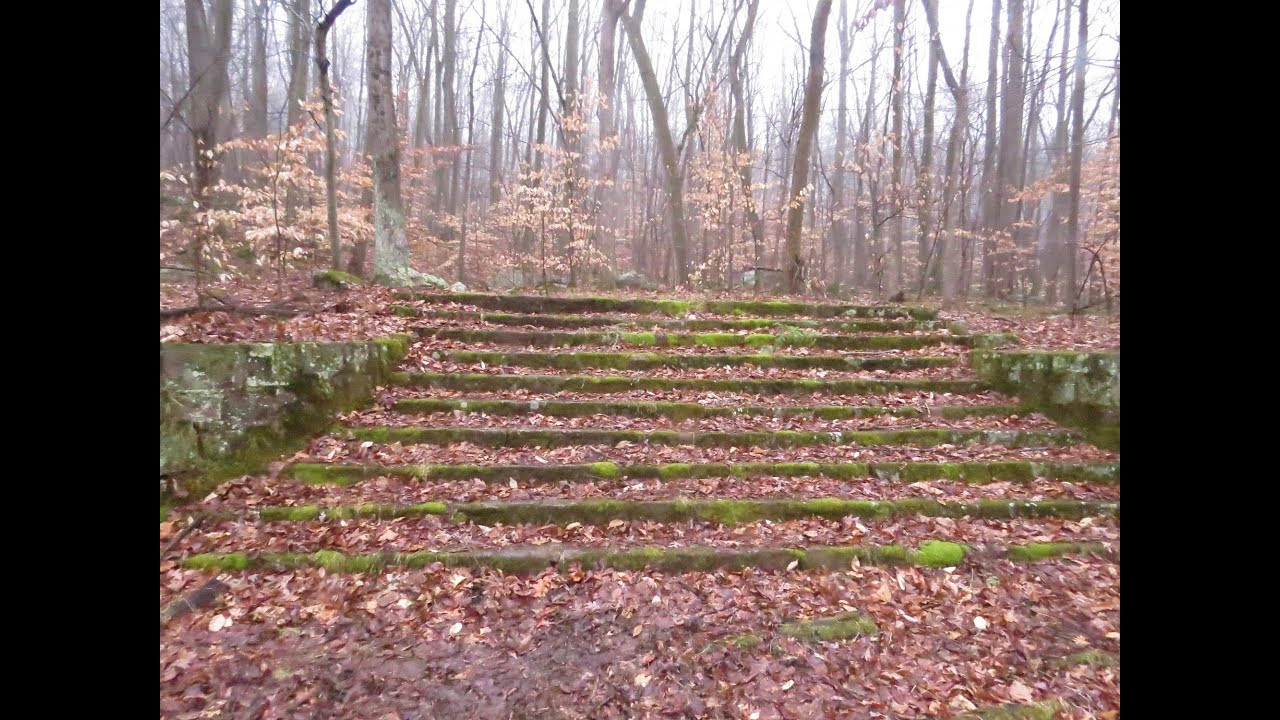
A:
730;0;764;290
979;0;1001;296
593;0;624;271
561;0;581;280
783;0;834;294
830;0;850;293
436;0;458;215
888;0;906;295
487;11;509;209
916;0;941;296
1045;0;1072;305
923;0;971;306
317;0;355;272
1065;0;1088;310
853;18;882;290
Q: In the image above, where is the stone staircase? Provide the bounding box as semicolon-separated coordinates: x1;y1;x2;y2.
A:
162;292;1119;719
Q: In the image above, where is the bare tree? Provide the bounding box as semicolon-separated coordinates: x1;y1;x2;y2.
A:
1065;0;1087;310
783;0;834;293
888;0;905;295
830;0;851;293
184;0;234;200
730;0;765;293
367;0;429;285
317;0;356;272
622;0;693;286
247;0;269;136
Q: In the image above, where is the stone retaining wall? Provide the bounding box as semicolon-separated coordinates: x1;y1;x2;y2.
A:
160;336;410;498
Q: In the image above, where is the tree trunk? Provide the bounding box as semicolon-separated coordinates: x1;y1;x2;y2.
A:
923;0;971;306
830;0;850;293
317;0;355;272
888;0;905;295
1065;0;1088;310
853;17;882;290
1044;0;1072;305
593;0;625;272
730;0;764;291
184;0;234;200
916;0;941;296
436;0;458;216
979;0;1001;296
248;0;268;136
561;0;581;279
622;1;692;286
286;0;311;128
990;0;1025;297
487;11;509;209
783;0;834;294
367;0;422;285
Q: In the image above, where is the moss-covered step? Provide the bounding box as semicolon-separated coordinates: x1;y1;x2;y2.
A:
181;540;1110;574
393;306;947;332
393;371;988;396
393;397;1025;421
420;327;973;350
392;291;939;319
948;701;1062;720
779;611;879;641
287;460;1119;485
247;497;1117;525
437;350;956;372
1048;649;1118;670
342;426;1079;449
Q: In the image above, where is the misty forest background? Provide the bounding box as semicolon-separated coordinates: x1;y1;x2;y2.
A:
159;0;1119;310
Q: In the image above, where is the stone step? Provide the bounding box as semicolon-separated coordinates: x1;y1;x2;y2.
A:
181;539;1112;574
391;306;949;332
393;291;939;319
288;460;1119;485
392;371;989;395
417;327;993;350
392;397;1025;420
434;350;957;372
230;497;1118;524
341;426;1080;449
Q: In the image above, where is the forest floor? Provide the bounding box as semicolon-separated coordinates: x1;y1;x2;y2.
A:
160;273;1118;720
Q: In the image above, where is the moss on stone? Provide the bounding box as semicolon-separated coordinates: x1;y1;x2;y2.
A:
313;269;363;290
780;611;879;642
387;304;421;317
438;350;954;372
657;463;694;479
178;540;1104;575
184;552;249;571
621;332;658;345
426;327;963;351
911;540;969;567
253;497;1113;526
1051;650;1118;669
588;462;620;479
958;701;1061;720
289;460;1115;487
1006;542;1107;561
396;370;987;396
257;502;447;521
343;425;1074;449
